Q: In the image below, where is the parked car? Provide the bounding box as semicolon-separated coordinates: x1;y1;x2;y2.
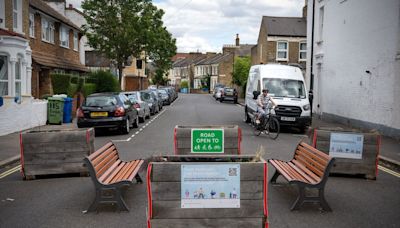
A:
158;89;171;105
220;87;238;103
141;90;159;115
77;93;139;134
160;86;177;101
214;87;225;100
149;89;163;111
123;91;151;123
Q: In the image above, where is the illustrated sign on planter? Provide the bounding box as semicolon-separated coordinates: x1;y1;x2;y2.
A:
191;129;224;153
181;164;240;208
329;133;364;159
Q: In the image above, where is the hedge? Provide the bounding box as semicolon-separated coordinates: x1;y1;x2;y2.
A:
83;83;97;97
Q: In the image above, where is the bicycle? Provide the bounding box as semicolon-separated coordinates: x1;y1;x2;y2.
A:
252;107;280;140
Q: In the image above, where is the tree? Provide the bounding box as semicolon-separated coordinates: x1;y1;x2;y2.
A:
232;56;251;87
82;0;176;86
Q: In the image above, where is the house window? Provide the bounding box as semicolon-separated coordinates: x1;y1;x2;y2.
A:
276;41;288;61
136;59;143;69
15;58;21;102
0;0;6;28
73;31;78;51
29;13;35;38
13;0;19;31
299;41;307;61
194;79;201;89
41;18;54;43
318;6;324;41
60;26;69;48
0;55;8;96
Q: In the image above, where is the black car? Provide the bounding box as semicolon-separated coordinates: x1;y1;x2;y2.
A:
220;87;238;103
77;93;139;134
158;88;172;105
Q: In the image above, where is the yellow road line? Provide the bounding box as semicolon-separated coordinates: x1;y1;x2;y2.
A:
0;165;21;179
378;165;400;178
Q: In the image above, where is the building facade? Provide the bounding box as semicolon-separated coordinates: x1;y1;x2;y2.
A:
306;0;400;138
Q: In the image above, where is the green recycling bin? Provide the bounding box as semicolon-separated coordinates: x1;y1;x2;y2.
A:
47;97;64;124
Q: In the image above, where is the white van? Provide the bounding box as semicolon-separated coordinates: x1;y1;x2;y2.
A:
244;64;311;131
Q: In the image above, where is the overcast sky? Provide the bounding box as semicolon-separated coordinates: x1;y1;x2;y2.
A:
66;0;305;53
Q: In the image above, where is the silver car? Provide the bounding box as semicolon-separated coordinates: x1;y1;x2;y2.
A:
123;91;151;123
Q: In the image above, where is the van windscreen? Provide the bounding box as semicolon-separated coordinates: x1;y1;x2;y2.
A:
263;78;306;98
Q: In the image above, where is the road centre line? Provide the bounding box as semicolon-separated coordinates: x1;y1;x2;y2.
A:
0;165;21;179
378;165;400;178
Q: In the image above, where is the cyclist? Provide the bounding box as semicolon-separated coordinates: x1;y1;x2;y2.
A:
256;89;277;124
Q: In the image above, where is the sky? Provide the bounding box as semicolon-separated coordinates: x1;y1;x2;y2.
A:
66;0;305;53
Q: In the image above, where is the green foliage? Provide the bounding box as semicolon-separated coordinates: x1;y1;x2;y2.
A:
83;83;97;97
152;68;169;86
88;70;120;93
180;81;189;88
232;56;251;86
82;0;176;85
51;73;71;94
67;83;78;97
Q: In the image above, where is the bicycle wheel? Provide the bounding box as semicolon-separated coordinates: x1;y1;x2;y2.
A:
253;117;262;136
267;117;280;140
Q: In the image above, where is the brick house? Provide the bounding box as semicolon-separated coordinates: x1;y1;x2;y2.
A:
251;12;307;70
29;0;87;98
122;54;148;91
169;52;206;89
0;0;46;135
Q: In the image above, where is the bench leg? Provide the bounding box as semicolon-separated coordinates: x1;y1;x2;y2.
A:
115;188;129;212
270;170;280;184
135;174;143;184
87;189;102;213
291;185;305;211
319;188;332;212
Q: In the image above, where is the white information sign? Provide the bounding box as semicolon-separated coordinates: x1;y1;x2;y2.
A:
329;132;364;159
181;164;240;208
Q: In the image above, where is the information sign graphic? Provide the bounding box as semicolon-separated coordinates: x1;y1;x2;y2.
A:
329;132;364;159
181;164;240;208
191;129;224;153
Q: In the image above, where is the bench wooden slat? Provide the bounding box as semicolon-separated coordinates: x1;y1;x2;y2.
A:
98;160;121;182
291;160;321;183
295;149;326;173
294;155;324;177
96;155;119;178
104;161;126;184
121;160;140;181
94;150;118;173
113;162;134;182
288;162;318;184
299;142;331;160
88;142;113;160
277;161;309;183
296;146;328;167
269;160;294;182
127;160;144;180
92;146;118;167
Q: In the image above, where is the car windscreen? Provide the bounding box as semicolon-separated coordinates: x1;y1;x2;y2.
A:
140;92;152;101
84;96;118;107
263;78;306;98
127;95;138;103
158;90;167;94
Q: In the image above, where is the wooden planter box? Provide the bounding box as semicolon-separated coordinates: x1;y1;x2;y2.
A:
147;155;268;228
174;125;242;155
20;128;95;180
310;128;381;180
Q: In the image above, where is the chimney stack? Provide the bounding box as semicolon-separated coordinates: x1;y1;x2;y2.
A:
69;4;73;9
235;34;240;46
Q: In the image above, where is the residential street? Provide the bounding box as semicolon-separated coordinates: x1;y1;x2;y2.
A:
0;94;399;228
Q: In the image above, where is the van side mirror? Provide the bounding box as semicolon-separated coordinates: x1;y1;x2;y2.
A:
253;91;260;100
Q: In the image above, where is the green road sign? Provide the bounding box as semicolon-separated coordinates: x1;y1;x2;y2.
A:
191;129;224;153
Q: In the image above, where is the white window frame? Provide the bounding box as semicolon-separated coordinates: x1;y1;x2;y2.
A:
0;0;5;29
299;41;307;61
41;17;55;44
13;0;19;31
0;55;8;96
14;57;22;102
60;25;69;48
73;31;78;51
276;41;289;61
29;13;35;38
318;6;324;42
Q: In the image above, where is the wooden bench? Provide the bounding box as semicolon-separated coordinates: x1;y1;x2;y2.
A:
84;142;144;212
268;142;335;211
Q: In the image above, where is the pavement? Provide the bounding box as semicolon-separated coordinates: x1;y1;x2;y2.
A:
0;97;399;171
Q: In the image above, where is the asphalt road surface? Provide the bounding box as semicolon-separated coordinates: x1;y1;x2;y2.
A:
0;94;399;227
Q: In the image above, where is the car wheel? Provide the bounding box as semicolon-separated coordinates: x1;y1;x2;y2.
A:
133;116;139;128
139;115;145;123
121;118;130;134
146;111;151;119
220;98;224;103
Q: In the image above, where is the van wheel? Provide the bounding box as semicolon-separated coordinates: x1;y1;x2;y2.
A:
244;106;251;123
